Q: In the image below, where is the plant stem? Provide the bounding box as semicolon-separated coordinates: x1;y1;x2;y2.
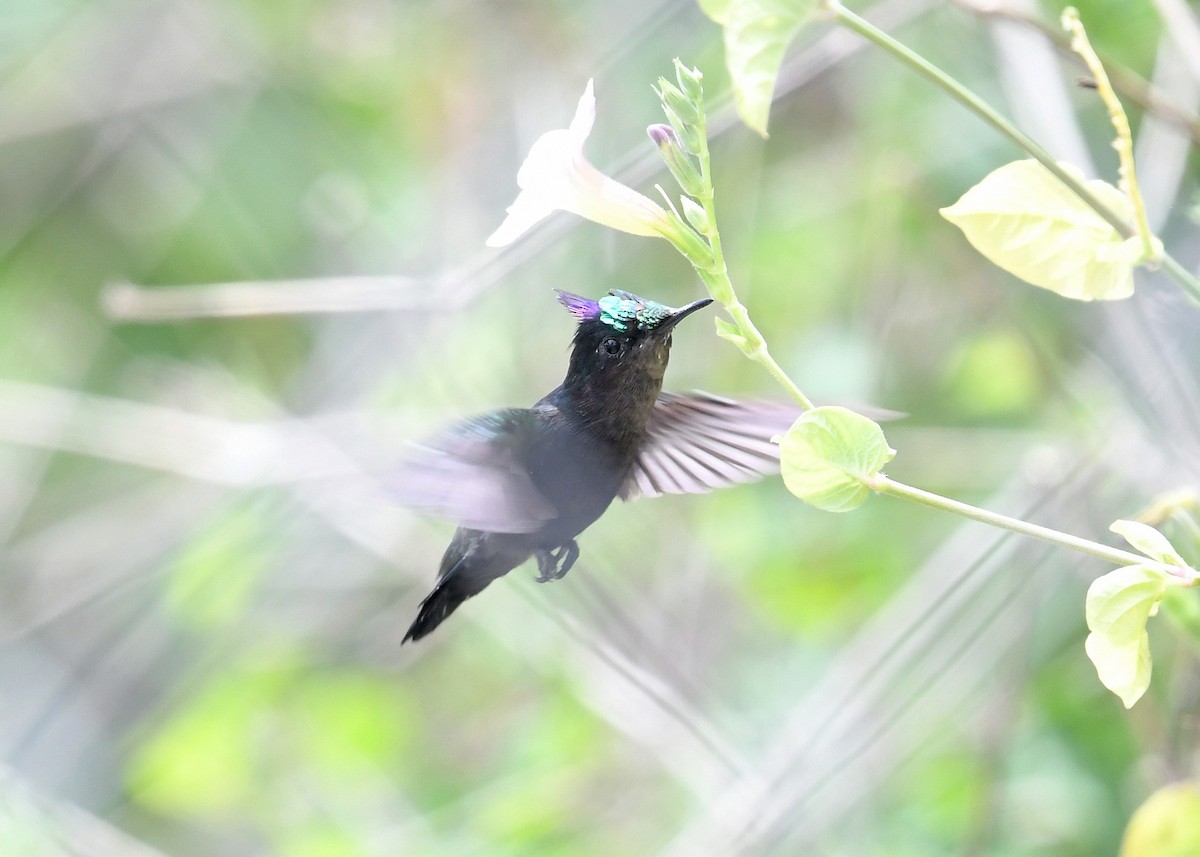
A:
691;82;815;411
1062;8;1157;263
822;0;1200;303
710;277;815;410
875;475;1181;572
1162;254;1200;298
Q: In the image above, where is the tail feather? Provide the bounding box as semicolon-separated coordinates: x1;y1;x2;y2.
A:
402;531;531;643
403;558;475;643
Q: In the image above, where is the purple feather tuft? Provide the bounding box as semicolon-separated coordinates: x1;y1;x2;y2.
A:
555;289;600;321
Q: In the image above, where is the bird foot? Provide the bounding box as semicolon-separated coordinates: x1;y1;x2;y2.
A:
534;541;579;583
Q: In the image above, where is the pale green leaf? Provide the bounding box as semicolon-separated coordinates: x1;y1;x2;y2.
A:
1086;564;1168;644
1120;782;1200;857
1111;519;1187;567
940;159;1139;301
698;0;818;136
1097;234;1163;266
713;316;747;348
1084;631;1151;709
779;406;895;512
1083;563;1168;708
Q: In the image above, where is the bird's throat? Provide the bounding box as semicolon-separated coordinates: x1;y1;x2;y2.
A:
562;373;664;451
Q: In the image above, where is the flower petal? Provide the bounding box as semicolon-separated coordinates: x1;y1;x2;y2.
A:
486;79;673;247
485;187;557;247
515;129;576;195
569;167;669;237
568;79;596;143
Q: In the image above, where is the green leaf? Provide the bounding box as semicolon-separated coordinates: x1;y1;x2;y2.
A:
1111;519;1187;567
698;0;818;136
779;406;895;512
940;159;1158;301
713;316;747;349
1120;782;1200;857
1083;563;1168;708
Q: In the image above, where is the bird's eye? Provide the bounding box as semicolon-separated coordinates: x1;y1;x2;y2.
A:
600;337;623;357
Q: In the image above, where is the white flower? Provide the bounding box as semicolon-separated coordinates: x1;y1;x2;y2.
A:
486;80;674;247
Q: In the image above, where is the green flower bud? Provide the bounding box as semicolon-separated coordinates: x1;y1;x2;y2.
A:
674;59;704;104
656;78;700;126
680;195;711;236
660;211;714;270
647;124;705;197
659;101;703;154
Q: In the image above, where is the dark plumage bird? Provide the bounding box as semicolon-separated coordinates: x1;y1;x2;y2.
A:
397;289;797;642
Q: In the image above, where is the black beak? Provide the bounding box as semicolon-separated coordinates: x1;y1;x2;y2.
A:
660;297;713;332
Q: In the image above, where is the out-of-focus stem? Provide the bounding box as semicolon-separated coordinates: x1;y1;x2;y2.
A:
1061;8;1157;264
876;475;1200;582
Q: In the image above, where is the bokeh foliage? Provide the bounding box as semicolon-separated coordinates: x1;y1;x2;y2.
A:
1;0;1198;855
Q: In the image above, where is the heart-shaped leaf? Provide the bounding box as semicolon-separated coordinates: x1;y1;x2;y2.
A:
941;159;1162;301
779;406;894;512
1083;563;1168;708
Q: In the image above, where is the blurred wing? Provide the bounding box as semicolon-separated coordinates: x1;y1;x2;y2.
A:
393;408;556;533
621;392;800;500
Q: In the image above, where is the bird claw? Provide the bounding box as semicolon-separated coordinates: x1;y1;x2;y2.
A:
534;541;579;583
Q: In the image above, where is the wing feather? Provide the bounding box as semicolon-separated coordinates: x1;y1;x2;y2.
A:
393;408;556;532
620;392;800;500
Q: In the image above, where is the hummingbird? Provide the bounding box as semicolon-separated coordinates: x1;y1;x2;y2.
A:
397;289;797;642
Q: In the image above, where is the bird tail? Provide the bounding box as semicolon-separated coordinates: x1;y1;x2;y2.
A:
402;555;477;643
402;532;530;643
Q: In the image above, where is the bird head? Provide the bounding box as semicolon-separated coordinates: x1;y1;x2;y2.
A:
556;289;712;392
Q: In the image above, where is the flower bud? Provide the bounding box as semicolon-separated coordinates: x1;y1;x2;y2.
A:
656;78;700;126
681;195;710;236
646;123;675;149
659;101;703;155
674;59;704;104
660;212;714;270
647;123;705;197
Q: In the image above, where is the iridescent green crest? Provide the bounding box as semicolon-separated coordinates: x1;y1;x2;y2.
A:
597;291;672;332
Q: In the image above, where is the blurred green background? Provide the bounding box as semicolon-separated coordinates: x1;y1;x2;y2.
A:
1;0;1199;855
